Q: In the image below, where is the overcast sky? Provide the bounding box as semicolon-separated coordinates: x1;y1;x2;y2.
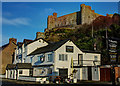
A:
2;2;118;46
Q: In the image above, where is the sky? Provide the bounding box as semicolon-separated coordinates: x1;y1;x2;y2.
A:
1;2;118;46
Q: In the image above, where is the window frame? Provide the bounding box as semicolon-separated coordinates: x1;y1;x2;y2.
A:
66;46;74;53
47;54;52;62
59;54;68;61
94;56;98;61
19;70;23;74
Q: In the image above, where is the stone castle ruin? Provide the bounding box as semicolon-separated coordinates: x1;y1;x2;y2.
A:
36;4;113;39
47;4;113;30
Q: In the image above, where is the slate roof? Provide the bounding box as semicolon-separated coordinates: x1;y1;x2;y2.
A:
26;38;49;45
28;39;101;56
16;63;32;69
23;39;33;45
6;64;16;70
0;44;9;51
81;49;101;54
28;39;70;56
6;63;32;70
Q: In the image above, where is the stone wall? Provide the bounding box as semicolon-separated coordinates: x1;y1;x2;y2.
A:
0;38;17;74
36;32;45;39
47;12;81;30
80;4;102;24
47;4;109;30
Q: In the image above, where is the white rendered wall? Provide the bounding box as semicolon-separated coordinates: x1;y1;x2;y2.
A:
83;53;101;66
18;69;30;76
54;40;83;77
27;39;48;55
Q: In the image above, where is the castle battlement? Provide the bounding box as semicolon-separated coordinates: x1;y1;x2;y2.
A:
47;4;112;30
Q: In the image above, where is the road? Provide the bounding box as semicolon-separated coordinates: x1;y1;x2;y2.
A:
1;78;119;86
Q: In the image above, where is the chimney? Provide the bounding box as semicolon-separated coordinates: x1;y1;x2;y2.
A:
36;32;45;39
9;38;17;44
53;12;57;18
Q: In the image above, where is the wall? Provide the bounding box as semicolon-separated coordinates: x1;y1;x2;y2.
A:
83;53;101;66
6;69;16;79
54;40;83;77
18;69;29;76
80;4;101;24
0;38;17;74
31;52;54;66
14;39;48;64
47;12;80;30
47;4;103;30
27;39;48;55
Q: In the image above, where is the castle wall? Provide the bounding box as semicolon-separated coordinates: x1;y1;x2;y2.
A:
80;4;102;25
47;4;103;30
47;12;80;30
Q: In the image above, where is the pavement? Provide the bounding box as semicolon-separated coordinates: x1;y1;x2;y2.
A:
0;78;120;86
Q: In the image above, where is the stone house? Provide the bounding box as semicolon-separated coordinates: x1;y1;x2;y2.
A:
0;38;17;74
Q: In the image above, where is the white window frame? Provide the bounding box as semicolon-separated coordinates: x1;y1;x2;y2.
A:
59;54;68;61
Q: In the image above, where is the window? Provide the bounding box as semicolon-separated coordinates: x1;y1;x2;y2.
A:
59;54;68;61
30;57;32;63
48;54;52;62
59;54;62;60
19;70;22;74
94;56;98;61
29;69;33;76
38;55;45;62
66;46;74;53
48;68;52;74
65;54;68;61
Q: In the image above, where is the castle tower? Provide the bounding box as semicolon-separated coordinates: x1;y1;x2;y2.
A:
80;4;101;24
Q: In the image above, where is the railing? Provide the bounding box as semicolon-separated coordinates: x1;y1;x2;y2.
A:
73;60;101;66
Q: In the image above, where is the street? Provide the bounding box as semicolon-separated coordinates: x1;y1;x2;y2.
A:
1;78;119;86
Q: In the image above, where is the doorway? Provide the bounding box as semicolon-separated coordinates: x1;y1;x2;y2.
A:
59;69;68;78
88;66;92;80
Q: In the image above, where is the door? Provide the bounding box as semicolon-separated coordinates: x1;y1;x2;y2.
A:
78;54;83;66
59;69;68;78
88;66;92;80
100;68;111;81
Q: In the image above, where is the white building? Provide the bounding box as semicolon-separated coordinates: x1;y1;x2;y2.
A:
28;39;101;81
6;63;32;79
6;39;101;81
14;38;48;64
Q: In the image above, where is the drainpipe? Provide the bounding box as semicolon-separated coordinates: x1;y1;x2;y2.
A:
53;51;56;72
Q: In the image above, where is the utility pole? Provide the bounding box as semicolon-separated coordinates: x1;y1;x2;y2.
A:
92;23;93;38
106;27;108;50
92;23;96;51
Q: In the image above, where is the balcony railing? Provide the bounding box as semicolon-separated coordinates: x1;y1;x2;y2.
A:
73;60;101;66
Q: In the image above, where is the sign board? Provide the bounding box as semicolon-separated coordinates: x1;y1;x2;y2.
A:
108;39;118;62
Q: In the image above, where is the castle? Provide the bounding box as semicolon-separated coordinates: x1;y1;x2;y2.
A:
46;4;113;30
37;4;113;39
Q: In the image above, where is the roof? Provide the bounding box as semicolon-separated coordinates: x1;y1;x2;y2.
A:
6;63;32;70
81;49;101;54
17;42;23;48
16;63;32;69
23;39;33;45
0;43;9;51
6;64;16;70
28;39;70;56
26;38;49;45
